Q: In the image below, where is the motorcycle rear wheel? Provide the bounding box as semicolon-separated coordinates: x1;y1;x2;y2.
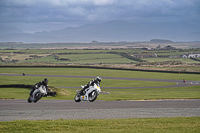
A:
89;90;98;102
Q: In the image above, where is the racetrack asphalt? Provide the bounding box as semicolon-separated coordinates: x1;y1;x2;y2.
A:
0;73;200;121
0;99;200;121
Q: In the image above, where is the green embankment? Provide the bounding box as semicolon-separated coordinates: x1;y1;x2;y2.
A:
0;117;200;133
0;67;200;100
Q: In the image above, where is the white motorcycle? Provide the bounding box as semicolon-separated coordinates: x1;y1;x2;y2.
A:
74;83;101;102
28;85;47;103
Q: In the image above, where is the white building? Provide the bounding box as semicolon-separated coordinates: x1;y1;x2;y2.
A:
182;53;200;58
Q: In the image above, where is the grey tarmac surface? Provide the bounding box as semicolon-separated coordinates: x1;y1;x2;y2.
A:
0;99;200;121
0;73;200;121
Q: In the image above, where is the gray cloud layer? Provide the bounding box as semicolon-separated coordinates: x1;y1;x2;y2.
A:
0;0;199;33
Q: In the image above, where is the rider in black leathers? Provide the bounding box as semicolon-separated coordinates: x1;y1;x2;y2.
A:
29;78;49;97
79;76;102;95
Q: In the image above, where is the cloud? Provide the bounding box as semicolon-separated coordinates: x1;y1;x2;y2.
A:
1;0;199;21
0;0;199;33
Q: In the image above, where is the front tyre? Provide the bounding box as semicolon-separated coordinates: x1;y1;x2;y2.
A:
89;90;98;102
27;97;32;103
74;94;81;102
33;92;41;103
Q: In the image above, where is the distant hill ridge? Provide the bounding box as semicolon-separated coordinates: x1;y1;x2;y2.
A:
0;20;199;43
150;39;174;43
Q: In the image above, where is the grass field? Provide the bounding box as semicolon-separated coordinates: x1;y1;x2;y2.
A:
1;53;135;64
0;117;200;133
1;48;200;67
1;48;200;76
0;67;200;100
0;75;180;100
57;53;135;64
17;56;56;64
1;67;200;80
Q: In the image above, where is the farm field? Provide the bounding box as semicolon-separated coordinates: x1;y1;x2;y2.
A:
144;58;200;63
1;48;200;72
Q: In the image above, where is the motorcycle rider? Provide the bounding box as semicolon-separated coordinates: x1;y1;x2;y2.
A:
29;78;49;97
79;76;102;95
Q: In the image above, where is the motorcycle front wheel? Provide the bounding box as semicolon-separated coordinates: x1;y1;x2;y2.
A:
33;92;41;103
74;94;81;102
27;97;32;103
89;90;98;102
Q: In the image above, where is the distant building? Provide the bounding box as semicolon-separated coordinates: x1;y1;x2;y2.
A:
140;47;149;51
182;53;200;58
156;45;161;49
164;45;176;50
150;45;176;51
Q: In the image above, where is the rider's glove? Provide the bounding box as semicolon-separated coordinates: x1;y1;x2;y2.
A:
35;85;38;89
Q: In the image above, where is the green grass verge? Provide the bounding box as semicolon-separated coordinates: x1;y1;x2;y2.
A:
0;67;200;100
1;67;200;80
0;117;200;133
0;75;179;100
0;88;30;99
1;86;200;100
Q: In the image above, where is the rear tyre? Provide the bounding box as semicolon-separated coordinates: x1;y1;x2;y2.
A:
89;90;98;102
74;94;81;102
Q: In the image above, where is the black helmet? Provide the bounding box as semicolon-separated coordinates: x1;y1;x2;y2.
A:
96;76;102;82
44;78;48;83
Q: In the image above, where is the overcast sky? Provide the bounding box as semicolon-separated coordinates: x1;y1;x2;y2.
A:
0;0;199;33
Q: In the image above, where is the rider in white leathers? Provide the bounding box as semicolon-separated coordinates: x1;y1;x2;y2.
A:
29;78;49;98
80;76;102;95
